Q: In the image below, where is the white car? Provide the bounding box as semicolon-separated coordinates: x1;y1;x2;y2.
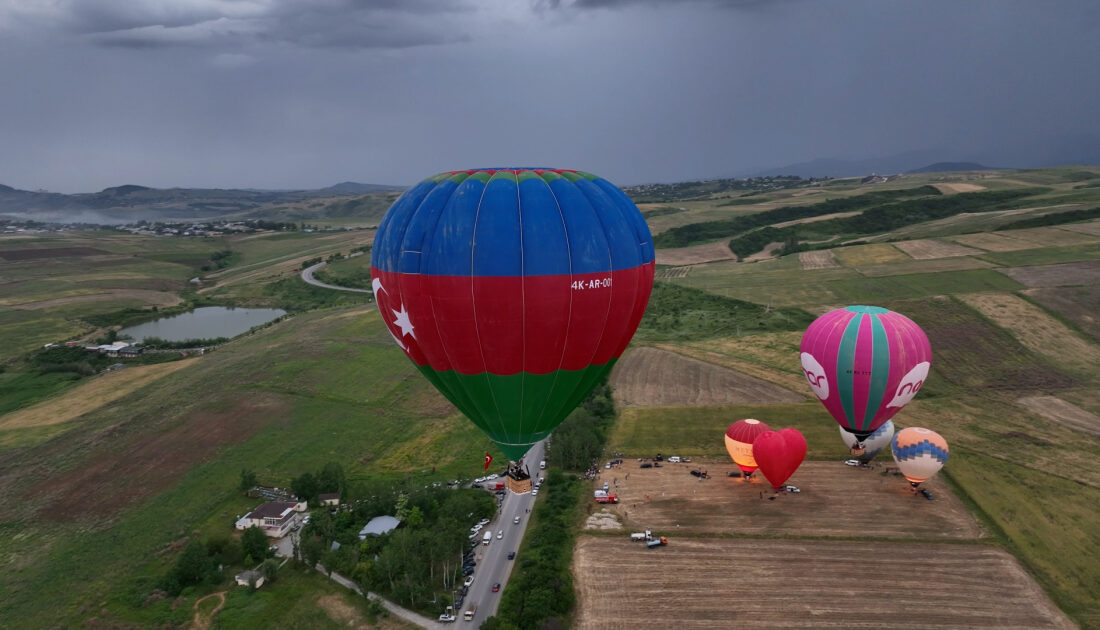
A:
478;518;490;526
513;516;521;524
668;456;681;463
532;488;539;496
844;459;861;467
464;575;474;587
497;529;503;539
485;473;497;480
785;485;801;493
439;614;456;623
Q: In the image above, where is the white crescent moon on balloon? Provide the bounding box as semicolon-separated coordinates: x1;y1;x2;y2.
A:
371;277;408;351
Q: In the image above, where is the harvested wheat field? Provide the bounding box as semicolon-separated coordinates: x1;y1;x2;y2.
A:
951;232;1037;252
654;266;693;280
893;239;984;259
594;460;982;539
655;241;736;266
0;359;198;430
957;292;1100;374
998;260;1100;287
935;182;987;193
609;348;802;407
797;250;839;269
1017;396;1100;438
1058;218;1100;236
572;537;1074;630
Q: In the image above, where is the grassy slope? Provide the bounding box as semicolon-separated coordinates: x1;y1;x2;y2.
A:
0;307;495;627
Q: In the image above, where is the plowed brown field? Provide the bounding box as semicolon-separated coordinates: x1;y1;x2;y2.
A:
998;260;1100;287
608;348;802;407
591;460;982;539
655;242;736;266
573;537;1074;630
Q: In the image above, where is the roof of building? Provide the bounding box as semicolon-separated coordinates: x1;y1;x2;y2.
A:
248;501;299;520
318;492;340;501
236;569;263;580
358;515;400;537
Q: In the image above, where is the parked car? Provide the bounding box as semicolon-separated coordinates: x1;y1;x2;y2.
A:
462;566;474;576
844;459;861;466
439;613;456;623
920;489;935;500
478;518;490;526
668;456;681;463
785;485;801;493
507;551;515;560
464;575;474;587
640;462;652;469
491;583;501;592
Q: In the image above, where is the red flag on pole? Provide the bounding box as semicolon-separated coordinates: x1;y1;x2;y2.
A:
484;453;493;471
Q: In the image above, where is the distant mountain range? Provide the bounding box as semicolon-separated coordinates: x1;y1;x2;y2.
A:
748;133;1100;179
0;182;404;225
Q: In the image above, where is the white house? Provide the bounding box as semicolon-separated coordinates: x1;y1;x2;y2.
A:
318;492;340;507
234;500;307;538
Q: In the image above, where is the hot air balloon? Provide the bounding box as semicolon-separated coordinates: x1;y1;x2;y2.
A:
724;419;772;479
891;427;948;490
370;168;655;462
752;428;807;491
799;305;931;443
838;419;895;464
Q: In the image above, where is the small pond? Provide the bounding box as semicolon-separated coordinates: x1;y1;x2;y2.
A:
120;306;286;342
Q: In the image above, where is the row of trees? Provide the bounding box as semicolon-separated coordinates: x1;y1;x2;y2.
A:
158;529;278;596
653;185;941;248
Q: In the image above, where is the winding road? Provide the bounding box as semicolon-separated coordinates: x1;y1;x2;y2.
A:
300;261;373;294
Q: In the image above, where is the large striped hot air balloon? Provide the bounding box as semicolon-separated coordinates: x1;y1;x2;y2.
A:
725;419;772;477
891;427;949;489
800;306;932;442
370;168;655;461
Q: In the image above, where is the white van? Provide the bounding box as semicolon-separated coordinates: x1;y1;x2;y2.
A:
482;531;492;545
668;456;681;463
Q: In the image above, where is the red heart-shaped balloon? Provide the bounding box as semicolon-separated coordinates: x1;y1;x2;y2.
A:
752;428;808;491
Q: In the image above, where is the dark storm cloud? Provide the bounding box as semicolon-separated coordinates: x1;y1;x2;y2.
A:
0;0;1097;193
15;0;478;50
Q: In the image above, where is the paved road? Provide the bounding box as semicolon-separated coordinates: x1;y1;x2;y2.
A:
461;440;547;626
300;261;373;294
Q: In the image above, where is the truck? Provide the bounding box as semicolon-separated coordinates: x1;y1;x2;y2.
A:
594;494;618;504
646;537;669;548
630;530;652;542
464;603;477;621
493;481;505;491
482;531;492;545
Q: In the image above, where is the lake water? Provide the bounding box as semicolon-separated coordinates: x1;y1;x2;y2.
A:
120;306;286;342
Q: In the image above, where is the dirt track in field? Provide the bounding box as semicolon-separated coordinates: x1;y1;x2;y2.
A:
1017;396;1100;438
609;348;802;407
573;537;1074;630
0;359;198;430
797;250;839;269
589;460;983;539
957;292;1100;374
6;289;184;310
655;242;736;266
998;260;1100;287
892;238;984;259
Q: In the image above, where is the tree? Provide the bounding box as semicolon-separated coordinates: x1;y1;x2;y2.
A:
406;506;424;528
292;472;319;505
260;558;280;584
168;539;217;594
394;492;410;522
239;468;257;492
301;536;324;568
318;461;345;496
242;526;268;564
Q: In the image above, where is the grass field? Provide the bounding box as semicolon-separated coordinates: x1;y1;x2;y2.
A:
0;306;496;627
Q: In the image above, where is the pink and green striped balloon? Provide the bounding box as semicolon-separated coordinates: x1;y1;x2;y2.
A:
799;306;931;440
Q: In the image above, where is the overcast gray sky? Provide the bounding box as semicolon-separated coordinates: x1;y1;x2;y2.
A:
1;0;1097;192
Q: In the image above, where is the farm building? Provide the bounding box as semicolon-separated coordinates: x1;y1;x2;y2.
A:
235;500;307;538
318;492;340;507
358;515;400;539
235;570;265;588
